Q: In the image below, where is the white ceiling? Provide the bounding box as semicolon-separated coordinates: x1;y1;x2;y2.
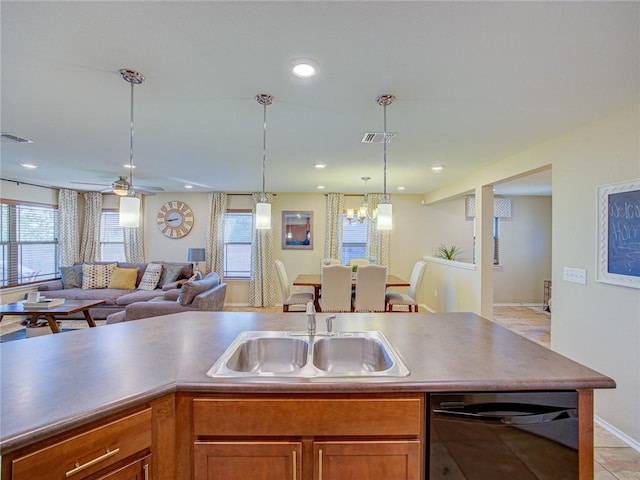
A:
1;1;638;196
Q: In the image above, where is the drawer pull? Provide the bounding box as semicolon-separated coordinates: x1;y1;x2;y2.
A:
143;463;150;480
318;448;323;480
65;448;120;477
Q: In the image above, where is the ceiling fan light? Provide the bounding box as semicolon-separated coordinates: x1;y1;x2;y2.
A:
119;196;141;227
255;202;271;230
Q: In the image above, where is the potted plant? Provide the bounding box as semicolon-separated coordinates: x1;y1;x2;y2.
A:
436;244;463;261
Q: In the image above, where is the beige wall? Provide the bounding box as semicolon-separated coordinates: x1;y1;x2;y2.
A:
421;105;640;446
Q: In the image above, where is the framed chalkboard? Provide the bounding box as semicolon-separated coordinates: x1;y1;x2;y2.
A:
597;179;640;289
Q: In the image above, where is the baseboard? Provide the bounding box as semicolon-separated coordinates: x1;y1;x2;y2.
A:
596;415;640;452
494;303;544;308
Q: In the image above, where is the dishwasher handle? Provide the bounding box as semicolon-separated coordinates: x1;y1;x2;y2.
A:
433;402;577;426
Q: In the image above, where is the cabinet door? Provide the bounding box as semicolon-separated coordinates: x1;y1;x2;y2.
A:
194;441;302;480
314;440;421;480
93;455;151;480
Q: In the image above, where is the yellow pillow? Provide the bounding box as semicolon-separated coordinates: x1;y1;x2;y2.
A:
108;267;139;290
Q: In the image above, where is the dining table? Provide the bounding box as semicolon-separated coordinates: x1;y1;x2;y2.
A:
292;273;410;311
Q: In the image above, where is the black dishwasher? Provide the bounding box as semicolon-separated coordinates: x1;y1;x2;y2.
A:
429;391;578;479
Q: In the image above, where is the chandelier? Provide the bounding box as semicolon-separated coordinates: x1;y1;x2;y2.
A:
346;177;377;224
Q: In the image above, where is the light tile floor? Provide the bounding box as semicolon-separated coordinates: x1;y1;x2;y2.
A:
493;306;640;479
2;305;638;477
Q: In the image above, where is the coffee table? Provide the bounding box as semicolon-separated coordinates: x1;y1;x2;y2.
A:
0;299;105;334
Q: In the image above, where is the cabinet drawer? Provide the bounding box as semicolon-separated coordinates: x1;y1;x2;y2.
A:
193;396;423;437
12;408;152;480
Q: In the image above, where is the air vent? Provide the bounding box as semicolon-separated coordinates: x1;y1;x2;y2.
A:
361;132;396;144
1;133;33;144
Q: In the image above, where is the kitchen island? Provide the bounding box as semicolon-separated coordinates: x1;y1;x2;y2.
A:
0;311;615;479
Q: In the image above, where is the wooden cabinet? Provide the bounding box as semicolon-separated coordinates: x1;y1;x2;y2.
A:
314;441;420;480
9;409;152;480
194;442;302;480
190;394;424;480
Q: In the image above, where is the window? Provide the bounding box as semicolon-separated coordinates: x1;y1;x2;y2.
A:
342;215;368;265
224;211;252;278
0;202;59;287
100;211;126;262
472;217;500;265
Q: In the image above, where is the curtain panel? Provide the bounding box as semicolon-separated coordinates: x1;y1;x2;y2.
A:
79;192;102;262
249;192;275;307
365;193;390;267
206;192;227;278
323;193;344;262
124;193;144;262
58;189;79;266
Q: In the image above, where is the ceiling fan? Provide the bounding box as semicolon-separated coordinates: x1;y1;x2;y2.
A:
71;176;165;196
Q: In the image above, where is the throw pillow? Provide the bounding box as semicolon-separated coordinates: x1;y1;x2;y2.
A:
157;263;184;287
82;263;117;289
138;263;163;290
108;267;139;290
59;265;83;289
178;272;220;306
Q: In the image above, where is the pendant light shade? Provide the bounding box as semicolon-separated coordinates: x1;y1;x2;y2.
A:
119;196;141;227
118;68;144;228
376;94;395;230
256;94;273;230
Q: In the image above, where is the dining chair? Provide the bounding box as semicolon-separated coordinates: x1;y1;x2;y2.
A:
274;260;314;312
321;258;342;267
385;261;426;312
353;265;387;312
349;258;370;267
318;264;353;312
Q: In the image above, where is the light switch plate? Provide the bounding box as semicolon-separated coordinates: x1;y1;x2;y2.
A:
563;267;587;285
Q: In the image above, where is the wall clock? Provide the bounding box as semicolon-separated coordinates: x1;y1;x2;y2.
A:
156;200;194;238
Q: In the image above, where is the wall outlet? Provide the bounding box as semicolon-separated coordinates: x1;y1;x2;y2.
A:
563;267;587;285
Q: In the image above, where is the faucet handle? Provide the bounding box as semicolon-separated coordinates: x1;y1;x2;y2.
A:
325;315;336;334
306;301;315;314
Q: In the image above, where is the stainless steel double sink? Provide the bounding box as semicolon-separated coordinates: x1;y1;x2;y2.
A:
206;331;410;378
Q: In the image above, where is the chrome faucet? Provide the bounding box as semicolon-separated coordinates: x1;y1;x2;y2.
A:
325;315;337;334
306;301;316;335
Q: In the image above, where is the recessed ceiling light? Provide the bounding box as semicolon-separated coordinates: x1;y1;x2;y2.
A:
314;163;327;169
431;165;445;172
290;58;319;79
316;185;325;190
397;186;405;191
20;163;37;169
185;185;194;189
124;164;136;169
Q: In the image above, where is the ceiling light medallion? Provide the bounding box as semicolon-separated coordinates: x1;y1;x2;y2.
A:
118;68;144;227
376;94;395;230
255;94;274;230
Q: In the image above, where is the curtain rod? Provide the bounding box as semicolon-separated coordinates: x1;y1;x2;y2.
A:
1;178;59;191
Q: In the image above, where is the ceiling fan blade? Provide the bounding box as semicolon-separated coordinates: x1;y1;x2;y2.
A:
136;185;164;192
70;181;111;186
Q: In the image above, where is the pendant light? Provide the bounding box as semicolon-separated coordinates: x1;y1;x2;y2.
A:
376;94;395;230
255;94;273;229
118;69;144;227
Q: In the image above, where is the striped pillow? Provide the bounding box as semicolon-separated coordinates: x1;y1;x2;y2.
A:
138;263;163;290
81;263;117;289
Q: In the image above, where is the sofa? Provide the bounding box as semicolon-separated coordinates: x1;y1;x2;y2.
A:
37;261;194;320
106;272;227;324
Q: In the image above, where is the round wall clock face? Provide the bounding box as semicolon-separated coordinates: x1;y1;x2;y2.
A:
156;200;194;238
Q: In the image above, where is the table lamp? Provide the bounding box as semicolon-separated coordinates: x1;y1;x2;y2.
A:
187;248;206;274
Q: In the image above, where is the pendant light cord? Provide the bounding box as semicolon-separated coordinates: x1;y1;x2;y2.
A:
262;101;267;202
129;80;135;191
383;102;387;203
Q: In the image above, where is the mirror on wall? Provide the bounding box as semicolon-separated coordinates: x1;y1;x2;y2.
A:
282;211;313;250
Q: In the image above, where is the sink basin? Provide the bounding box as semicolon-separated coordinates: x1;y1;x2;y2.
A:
225;337;309;373
207;330;409;378
312;336;393;373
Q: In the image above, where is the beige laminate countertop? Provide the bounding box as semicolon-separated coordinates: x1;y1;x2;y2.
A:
0;311;615;452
